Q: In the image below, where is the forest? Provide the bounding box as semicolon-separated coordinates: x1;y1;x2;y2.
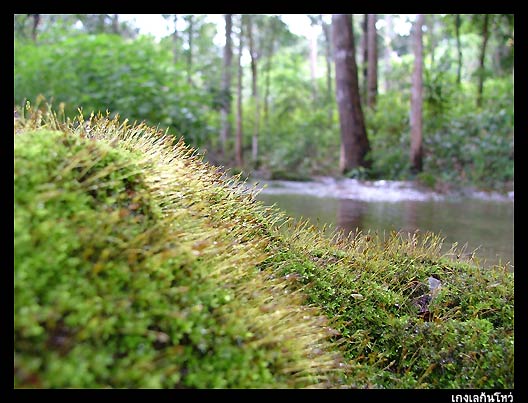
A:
14;13;514;192
14;14;514;390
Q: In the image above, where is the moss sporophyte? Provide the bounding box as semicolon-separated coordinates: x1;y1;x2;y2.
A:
14;107;513;388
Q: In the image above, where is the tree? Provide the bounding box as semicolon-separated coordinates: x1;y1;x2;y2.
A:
246;15;260;168
455;14;463;85
220;14;233;156
321;16;334;124
367;14;378;108
332;14;371;174
111;14;119;34
235;16;245;167
410;14;425;174
30;14;40;42
361;14;369;104
476;14;490;107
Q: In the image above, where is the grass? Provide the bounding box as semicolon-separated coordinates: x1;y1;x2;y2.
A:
14;106;514;388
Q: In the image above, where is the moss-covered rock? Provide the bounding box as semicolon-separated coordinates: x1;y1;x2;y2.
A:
14;108;513;388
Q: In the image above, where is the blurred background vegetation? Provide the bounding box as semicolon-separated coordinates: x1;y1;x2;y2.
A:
14;14;514;192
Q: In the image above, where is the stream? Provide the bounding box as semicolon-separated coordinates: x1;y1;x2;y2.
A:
252;177;514;270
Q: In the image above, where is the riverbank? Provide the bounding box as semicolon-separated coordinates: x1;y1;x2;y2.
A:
247;176;514;203
15;111;514;388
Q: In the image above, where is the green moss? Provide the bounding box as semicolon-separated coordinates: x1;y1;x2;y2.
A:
258;228;514;388
15;118;342;388
14;109;513;389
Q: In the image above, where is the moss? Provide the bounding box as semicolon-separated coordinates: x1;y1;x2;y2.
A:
14;115;343;388
258;227;514;388
14;108;513;388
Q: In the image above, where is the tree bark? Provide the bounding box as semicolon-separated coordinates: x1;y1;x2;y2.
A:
263;18;278;132
235;16;245;167
220;14;233;155
367;14;378;108
332;14;371;174
247;16;260;168
30;14;40;42
477;14;490;107
111;14;119;34
322;18;334;124
410;14;425;174
361;14;369;104
455;14;462;85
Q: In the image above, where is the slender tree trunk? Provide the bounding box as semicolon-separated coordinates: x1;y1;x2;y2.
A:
235;16;245;167
263;50;274;127
220;14;233;155
361;14;369;104
332;14;371;174
384;14;393;92
172;15;179;64
111;14;119;34
477;14;490;107
322;19;334;124
410;14;424;174
187;15;194;85
367;14;378;108
247;16;259;168
455;14;462;85
30;14;40;42
263;20;277;155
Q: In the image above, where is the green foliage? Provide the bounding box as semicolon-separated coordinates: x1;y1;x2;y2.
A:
14;34;215;148
14;14;514;192
423;78;513;190
365;91;411;179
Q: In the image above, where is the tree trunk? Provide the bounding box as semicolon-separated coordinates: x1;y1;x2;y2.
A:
410;14;425;174
332;14;371;174
477;14;490;107
30;14;40;42
220;14;233;156
247;16;259;168
111;14;119;34
455;14;462;85
235;16;245;167
361;14;368;104
367;14;378;108
384;14;393;92
322;19;333;124
263;20;277;156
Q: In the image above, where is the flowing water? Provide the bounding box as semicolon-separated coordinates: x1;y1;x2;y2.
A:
253;178;514;270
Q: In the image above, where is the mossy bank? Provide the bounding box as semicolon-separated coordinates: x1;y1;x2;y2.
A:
14;109;514;388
